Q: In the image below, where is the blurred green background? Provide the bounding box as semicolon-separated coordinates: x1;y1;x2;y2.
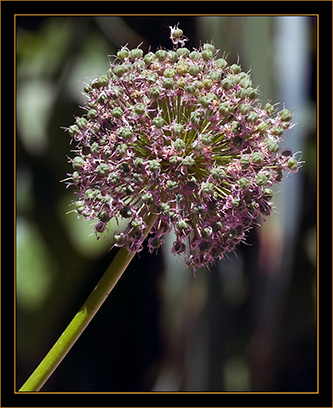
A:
16;16;317;392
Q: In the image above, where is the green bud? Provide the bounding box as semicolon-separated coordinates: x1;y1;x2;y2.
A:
168;50;178;62
263;188;273;200
202;182;214;194
72;156;85;170
210;167;226;180
149;159;161;172
119;127;133;140
75;201;86;214
221;78;233;90
156;49;168;61
117;143;128;156
85;189;97;200
158;202;170;216
149;87;160;99
239;77;252;88
247;88;258;99
166;180;178;191
240;104;251;115
266;138;279;153
174;138;186;151
185;84;196;94
203;43;216;53
252;152;264;165
113;65;126;78
272;126;284;136
230;64;241;74
169;155;181;166
142;193;154;204
246;111;259;123
111;107;123;118
96;163;110;177
216;58;227;68
189;51;201;60
87;109;97;119
236;88;247;99
131;218;143;229
209;70;221;81
218;102;230;116
72;171;80;183
279;108;292;121
152;116;165;128
240;155;250;168
201;49;213;60
144;52;156;65
257;121;269;132
172;28;183;38
109;172;120;184
172;123;184;136
90;142;100;154
163;78;174;89
256;173;267;186
177;220;189;230
239;177;250;189
133;60;145;70
96;75;109;87
177;47;190;57
264;103;275;114
117;48;129;60
232;121;242;133
77;117;87;129
176;78;186;88
68;125;80;136
287;157;298;170
203;78;213;88
99;211;111;223
134;104;145;115
183;156;195;167
163;68;176;78
201;134;213;146
190;110;204;126
129;48;143;60
189;65;201;76
199;96;210;108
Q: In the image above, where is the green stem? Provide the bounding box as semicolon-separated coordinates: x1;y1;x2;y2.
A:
19;213;157;392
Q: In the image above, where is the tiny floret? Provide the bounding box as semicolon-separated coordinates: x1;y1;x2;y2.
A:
65;25;301;271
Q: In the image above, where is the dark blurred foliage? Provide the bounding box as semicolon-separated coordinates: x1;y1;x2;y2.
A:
16;16;317;392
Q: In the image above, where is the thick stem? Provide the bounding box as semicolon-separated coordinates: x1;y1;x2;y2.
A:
19;214;157;392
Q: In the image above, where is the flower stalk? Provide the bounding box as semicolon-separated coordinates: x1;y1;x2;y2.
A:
19;213;157;392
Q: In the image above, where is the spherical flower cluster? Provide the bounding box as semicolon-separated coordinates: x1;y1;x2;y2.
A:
65;26;300;270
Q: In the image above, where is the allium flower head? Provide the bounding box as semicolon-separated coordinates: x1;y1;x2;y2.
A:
65;25;301;270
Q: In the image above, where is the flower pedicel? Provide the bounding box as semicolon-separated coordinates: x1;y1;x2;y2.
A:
66;25;300;271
